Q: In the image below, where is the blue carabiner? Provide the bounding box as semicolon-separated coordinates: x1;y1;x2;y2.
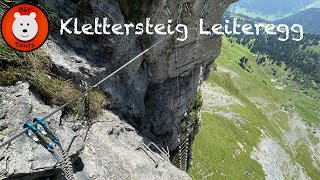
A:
33;117;60;143
23;122;37;133
23;122;54;150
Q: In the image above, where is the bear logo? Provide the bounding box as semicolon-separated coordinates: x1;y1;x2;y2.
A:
12;12;38;42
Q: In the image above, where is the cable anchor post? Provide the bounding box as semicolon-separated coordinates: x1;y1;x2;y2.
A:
201;0;209;17
184;3;192;16
175;0;184;25
164;6;171;17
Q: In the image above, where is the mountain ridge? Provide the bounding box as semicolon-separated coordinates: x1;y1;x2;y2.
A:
275;8;320;35
228;0;320;20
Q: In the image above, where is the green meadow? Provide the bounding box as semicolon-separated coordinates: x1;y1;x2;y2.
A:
190;37;320;179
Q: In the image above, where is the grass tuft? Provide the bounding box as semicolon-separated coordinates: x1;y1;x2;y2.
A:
0;38;51;72
22;71;80;105
87;89;107;119
0;69;17;86
21;71;107;120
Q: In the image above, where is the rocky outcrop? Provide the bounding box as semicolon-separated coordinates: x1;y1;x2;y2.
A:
0;82;190;179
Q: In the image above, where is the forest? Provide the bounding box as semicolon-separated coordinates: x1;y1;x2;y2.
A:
223;12;320;91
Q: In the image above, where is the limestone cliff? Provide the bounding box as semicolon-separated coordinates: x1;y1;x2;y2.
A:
43;0;235;149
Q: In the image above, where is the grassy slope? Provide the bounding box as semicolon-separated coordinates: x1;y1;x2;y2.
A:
190;37;320;179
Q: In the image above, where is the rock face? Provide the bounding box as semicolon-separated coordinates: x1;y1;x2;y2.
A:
0;82;190;179
0;0;237;178
42;0;236;150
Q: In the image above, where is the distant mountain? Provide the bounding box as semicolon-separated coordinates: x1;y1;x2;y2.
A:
228;0;320;20
275;8;320;35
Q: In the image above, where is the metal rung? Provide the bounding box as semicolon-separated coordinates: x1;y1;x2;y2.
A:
180;145;188;153
180;143;189;151
139;143;161;166
180;139;189;147
180;134;190;142
147;142;170;160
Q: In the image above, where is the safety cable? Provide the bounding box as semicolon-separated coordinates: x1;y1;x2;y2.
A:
0;35;170;149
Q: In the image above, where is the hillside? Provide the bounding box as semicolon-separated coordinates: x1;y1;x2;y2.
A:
223;13;320;94
275;8;320;35
237;33;320;91
228;0;320;20
190;37;320;179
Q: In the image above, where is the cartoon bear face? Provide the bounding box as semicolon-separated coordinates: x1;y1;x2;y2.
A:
12;12;38;42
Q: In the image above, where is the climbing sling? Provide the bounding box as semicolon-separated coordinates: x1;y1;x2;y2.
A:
24;117;74;180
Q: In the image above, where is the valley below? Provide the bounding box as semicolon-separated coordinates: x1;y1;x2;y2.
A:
190;37;320;179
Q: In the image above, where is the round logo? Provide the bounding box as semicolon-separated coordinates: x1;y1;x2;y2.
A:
1;3;49;52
